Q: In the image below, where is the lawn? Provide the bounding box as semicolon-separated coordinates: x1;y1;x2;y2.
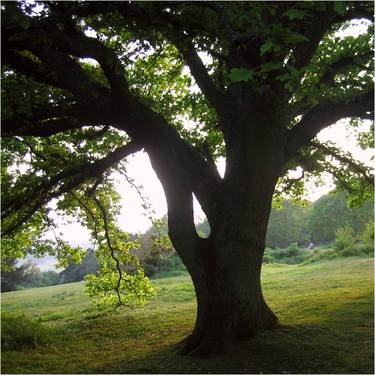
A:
1;257;374;374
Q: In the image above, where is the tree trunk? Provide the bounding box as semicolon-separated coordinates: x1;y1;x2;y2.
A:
144;108;285;357
178;205;279;356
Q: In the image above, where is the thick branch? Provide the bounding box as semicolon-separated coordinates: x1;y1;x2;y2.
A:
2;141;142;236
3;39;107;104
42;27;136;108
288;89;374;154
177;42;227;113
320;52;372;85
291;2;372;70
3;117;85;138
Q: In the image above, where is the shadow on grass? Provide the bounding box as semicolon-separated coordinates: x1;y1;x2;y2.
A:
103;292;373;374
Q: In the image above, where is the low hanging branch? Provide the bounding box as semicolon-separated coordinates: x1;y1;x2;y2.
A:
1;141;142;236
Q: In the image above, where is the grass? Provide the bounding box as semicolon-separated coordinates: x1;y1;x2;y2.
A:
1;257;373;374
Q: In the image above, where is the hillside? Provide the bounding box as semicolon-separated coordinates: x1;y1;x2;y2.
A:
2;257;374;374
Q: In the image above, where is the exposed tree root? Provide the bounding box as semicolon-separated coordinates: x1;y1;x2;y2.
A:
177;315;280;357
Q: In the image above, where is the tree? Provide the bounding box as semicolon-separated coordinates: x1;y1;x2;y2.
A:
1;2;373;355
1;259;37;292
308;191;373;243
266;200;311;248
60;250;100;284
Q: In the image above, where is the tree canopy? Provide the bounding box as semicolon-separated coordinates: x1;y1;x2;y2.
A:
2;1;373;312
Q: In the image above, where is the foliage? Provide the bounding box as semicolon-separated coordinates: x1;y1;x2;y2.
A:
142;253;186;278
1;259;35;292
266;200;310;248
359;219;375;250
333;220;374;257
136;216;186;277
22;269;62;289
60;250;100;284
307;192;373;243
334;224;357;252
1;259;62;291
1;311;53;350
263;244;309;265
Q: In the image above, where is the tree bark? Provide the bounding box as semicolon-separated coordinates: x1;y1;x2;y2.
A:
177;200;280;356
141;106;286;357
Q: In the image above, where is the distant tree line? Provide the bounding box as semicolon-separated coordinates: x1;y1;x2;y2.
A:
196;191;373;249
1;259;61;292
2;191;373;292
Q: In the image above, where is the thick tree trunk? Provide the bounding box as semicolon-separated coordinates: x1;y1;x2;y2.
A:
178;210;279;356
144;108;285;357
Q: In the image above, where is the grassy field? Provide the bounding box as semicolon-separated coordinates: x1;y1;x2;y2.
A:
1;257;374;374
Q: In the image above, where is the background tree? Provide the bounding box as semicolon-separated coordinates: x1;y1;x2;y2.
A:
308;191;373;243
266;200;311;248
1;1;373;355
1;259;36;292
60;250;100;284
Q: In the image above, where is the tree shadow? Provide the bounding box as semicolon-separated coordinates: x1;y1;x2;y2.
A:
95;292;373;374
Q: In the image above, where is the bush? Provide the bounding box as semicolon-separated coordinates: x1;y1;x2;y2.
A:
141;252;187;278
1;312;53;350
302;248;338;264
340;246;363;257
334;225;356;252
360;220;374;250
263;245;308;265
285;243;300;257
263;251;275;264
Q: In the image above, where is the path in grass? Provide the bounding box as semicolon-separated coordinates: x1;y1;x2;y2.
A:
2;257;373;374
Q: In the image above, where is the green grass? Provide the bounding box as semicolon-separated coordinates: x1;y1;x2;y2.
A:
1;257;373;373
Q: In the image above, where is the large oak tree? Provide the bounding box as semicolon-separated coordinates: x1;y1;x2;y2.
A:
2;1;373;355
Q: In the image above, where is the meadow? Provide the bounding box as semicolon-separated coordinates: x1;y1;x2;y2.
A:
1;257;374;374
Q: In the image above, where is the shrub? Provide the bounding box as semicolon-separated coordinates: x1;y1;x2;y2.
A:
285;243;300;257
142;253;186;278
340;246;363;257
334;225;356;252
303;248;339;264
360;220;374;250
263;245;308;264
263;250;275;264
1;312;52;350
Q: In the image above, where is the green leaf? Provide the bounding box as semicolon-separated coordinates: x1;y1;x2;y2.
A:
228;68;253;83
334;1;346;16
260;62;282;73
283;9;306;20
260;41;275;56
282;32;309;44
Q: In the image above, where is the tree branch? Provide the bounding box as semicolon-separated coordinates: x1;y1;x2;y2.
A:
177;42;227;113
42;26;136;109
277;170;305;195
2;141;142;236
310;141;373;184
291;2;373;70
3;117;86;138
319;52;372;85
288;89;374;154
3;36;107;104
